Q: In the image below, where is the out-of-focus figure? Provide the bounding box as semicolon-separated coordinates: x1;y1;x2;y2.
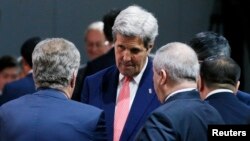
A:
0;55;18;95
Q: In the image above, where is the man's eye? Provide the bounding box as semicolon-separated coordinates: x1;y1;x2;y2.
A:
131;48;140;54
117;46;125;50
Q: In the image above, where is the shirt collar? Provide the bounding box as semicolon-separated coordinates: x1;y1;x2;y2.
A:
165;88;196;102
28;69;33;74
206;89;233;99
119;57;148;84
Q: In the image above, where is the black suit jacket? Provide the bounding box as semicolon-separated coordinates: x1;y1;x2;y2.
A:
71;64;87;101
206;92;250;124
236;90;250;106
136;90;224;141
84;47;115;77
72;48;115;101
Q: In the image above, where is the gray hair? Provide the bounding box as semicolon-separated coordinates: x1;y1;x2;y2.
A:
86;21;104;33
32;38;80;89
112;5;158;48
153;42;199;84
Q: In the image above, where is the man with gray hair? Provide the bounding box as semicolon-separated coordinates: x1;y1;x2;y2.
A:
136;42;224;141
81;5;160;141
84;21;110;61
0;38;106;141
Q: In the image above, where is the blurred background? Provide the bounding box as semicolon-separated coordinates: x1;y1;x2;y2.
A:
0;0;249;92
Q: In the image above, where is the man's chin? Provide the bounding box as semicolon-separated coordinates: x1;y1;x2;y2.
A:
120;70;134;77
121;70;141;77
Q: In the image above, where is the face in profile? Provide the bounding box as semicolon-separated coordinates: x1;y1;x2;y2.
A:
85;29;108;60
0;67;18;91
114;33;150;77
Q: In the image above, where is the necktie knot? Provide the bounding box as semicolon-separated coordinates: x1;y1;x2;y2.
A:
124;76;132;83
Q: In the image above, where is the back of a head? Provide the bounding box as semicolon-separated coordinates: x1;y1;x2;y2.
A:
32;38;80;90
102;9;121;43
112;5;158;48
0;55;18;72
200;55;241;89
188;31;231;61
21;37;42;67
153;42;199;84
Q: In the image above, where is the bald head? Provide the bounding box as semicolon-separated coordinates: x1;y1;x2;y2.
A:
153;42;199;84
153;42;199;102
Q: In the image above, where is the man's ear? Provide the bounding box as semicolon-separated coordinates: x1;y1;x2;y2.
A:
148;44;153;49
159;69;167;85
147;44;153;54
234;81;240;94
197;75;204;92
197;75;207;100
70;71;77;88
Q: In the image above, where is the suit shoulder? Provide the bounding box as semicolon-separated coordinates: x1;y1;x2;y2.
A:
87;52;113;69
0;94;32;109
69;100;103;114
5;75;33;88
237;90;250;97
151;99;223;124
86;65;116;80
88;54;107;65
236;90;250;105
154;99;214;116
88;48;114;66
4;79;23;89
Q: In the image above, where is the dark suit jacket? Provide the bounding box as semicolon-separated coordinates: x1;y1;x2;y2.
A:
81;58;161;141
0;88;107;141
72;48;115;102
0;73;36;106
236;90;250;106
206;92;250;124
71;64;87;101
84;48;115;77
136;90;224;141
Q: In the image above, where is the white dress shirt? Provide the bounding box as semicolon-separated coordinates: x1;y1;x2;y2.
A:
205;89;234;99
164;88;197;102
116;58;148;109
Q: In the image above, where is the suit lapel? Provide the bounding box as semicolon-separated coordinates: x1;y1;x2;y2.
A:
101;66;119;140
121;59;159;140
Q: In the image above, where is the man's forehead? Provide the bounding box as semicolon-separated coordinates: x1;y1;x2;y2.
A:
0;68;18;73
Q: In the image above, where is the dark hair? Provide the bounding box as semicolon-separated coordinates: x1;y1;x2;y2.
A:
200;55;240;89
21;37;41;67
188;31;231;61
102;9;121;42
0;55;18;72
